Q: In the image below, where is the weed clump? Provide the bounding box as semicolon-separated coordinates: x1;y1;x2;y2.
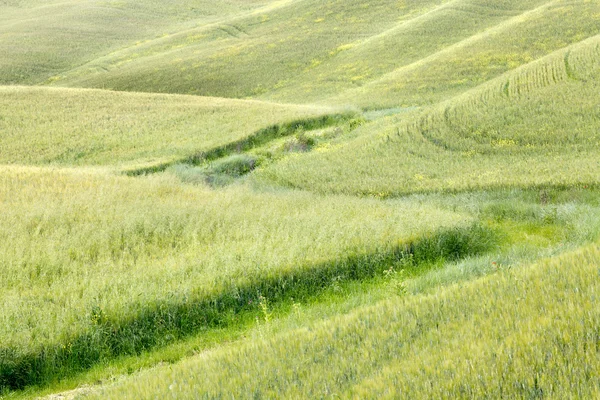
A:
284;131;315;153
209;154;258;177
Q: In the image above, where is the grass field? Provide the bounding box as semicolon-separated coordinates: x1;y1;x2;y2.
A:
256;35;600;195
0;86;335;168
83;241;600;399
0;0;275;85
1;0;599;397
0;166;473;390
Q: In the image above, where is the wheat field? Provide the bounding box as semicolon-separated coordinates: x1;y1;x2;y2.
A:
0;0;599;397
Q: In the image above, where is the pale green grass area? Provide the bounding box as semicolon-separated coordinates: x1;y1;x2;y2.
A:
6;186;599;399
265;0;554;103
2;0;600;396
80;241;600;399
46;0;600;107
256;36;600;195
0;0;275;85
0;166;467;387
330;0;600;108
0;86;332;167
47;0;453;97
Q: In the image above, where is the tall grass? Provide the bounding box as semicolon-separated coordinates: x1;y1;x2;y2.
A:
256;35;600;196
2;0;599;396
0;166;468;390
0;86;331;167
82;242;600;399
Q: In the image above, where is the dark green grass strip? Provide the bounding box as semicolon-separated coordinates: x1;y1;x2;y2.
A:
0;223;498;392
125;113;357;176
276;181;600;200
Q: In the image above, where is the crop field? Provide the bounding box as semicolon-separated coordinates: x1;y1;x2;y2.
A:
0;86;334;167
0;0;275;85
85;242;600;399
1;0;599;398
257;35;600;195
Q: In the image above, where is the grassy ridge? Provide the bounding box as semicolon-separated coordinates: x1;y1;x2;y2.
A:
82;242;600;399
0;166;469;390
256;35;600;195
0;0;274;85
0;86;331;167
43;0;600;107
331;0;600;108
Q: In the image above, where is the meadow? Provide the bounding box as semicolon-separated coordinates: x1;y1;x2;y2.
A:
0;0;274;85
0;165;474;390
84;241;600;399
256;35;600;195
0;0;599;397
0;86;333;168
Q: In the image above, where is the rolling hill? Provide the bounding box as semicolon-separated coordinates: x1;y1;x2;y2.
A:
0;0;599;398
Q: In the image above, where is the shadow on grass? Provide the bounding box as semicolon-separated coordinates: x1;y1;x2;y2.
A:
124;113;357;177
0;223;498;393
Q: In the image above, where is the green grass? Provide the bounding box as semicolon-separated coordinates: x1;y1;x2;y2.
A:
255;35;600;195
0;0;275;85
9;186;600;398
0;86;332;167
45;0;455;97
330;0;600;108
2;0;600;397
80;240;600;399
0;166;468;390
30;0;598;108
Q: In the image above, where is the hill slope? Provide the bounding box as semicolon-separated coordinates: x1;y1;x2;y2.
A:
40;0;600;107
255;35;600;195
84;242;600;399
1;0;599;397
0;0;276;85
0;86;333;167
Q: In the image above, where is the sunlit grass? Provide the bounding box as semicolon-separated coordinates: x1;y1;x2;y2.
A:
0;0;275;85
0;86;332;167
256;35;600;195
81;241;600;399
1;0;600;396
0;166;467;390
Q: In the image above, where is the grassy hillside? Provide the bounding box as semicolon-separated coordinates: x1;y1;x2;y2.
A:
330;0;600;108
0;0;275;85
256;35;600;195
0;166;470;390
43;0;457;96
1;0;599;397
0;86;334;167
38;0;600;107
83;241;600;399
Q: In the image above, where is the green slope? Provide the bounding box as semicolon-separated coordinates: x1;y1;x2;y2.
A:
329;0;600;108
35;0;600;107
0;0;276;85
1;0;600;396
0;86;332;167
45;0;454;97
83;242;600;399
0;166;468;390
255;35;600;195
